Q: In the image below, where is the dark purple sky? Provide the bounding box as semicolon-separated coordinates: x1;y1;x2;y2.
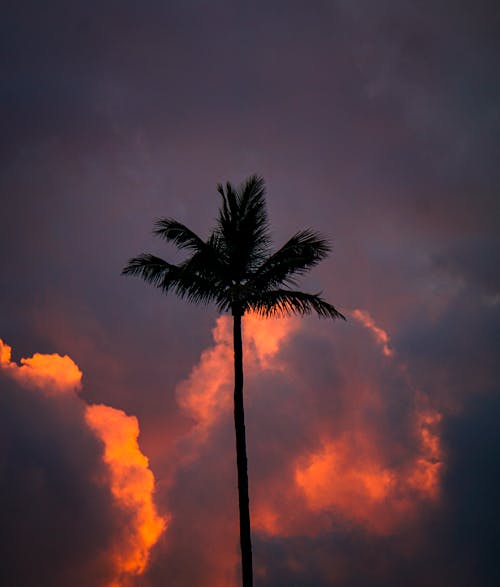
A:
1;2;499;586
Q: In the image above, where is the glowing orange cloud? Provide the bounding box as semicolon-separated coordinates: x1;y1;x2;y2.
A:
292;402;443;535
176;317;233;429
295;436;396;531
243;313;300;369
173;308;444;546
0;337;166;586
349;309;443;500
0;338;12;364
351;309;394;357
176;313;299;431
407;405;443;498
252;399;443;539
0;338;82;393
239;311;445;539
85;405;168;583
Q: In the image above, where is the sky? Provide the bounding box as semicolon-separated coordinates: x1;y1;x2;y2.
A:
1;1;499;586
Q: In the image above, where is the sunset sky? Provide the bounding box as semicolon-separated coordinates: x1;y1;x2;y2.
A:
1;2;499;586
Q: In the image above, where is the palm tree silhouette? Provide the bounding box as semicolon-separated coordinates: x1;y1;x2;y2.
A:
122;175;344;587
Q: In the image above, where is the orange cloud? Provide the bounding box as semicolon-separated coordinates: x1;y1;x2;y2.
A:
176;313;299;432
251;310;444;537
0;338;12;364
351;308;394;357
292;401;443;535
295;436;395;511
166;307;444;575
85;404;168;583
0;337;166;587
349;309;443;499
175;317;233;430
0;338;82;393
244;313;300;370
407;404;443;499
251;399;443;539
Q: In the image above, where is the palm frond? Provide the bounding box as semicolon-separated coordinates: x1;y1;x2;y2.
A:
122;253;225;306
153;218;206;252
247;289;346;320
237;175;267;227
167;263;224;306
153;219;229;279
217;182;237;231
122;254;172;286
251;229;331;288
216;175;271;277
236;175;271;258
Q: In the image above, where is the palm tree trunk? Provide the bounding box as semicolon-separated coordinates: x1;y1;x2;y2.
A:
233;311;253;587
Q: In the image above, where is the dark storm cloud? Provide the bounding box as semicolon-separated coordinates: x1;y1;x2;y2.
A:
396;273;500;403
431;234;500;296
436;392;500;586
0;371;121;587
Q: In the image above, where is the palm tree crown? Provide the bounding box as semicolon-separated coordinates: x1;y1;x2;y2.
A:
123;175;345;321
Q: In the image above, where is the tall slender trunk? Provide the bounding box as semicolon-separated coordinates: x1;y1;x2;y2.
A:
233;311;253;587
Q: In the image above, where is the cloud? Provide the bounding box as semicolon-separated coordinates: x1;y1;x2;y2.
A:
351;308;394;357
0;338;83;393
253;393;500;587
176;314;299;433
85;404;167;582
0;339;166;587
143;308;450;584
247;310;443;538
144;287;498;586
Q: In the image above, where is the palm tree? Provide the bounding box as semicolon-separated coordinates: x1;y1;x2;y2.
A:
122;175;344;587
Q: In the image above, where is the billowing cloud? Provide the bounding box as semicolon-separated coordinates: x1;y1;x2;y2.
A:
176;314;299;432
249;310;443;538
292;402;441;534
0;338;83;393
149;308;446;584
85;404;167;583
0;339;166;587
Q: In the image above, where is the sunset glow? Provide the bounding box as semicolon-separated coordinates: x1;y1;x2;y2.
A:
351;309;394;357
294;436;397;532
408;407;443;498
172;310;445;541
0;338;82;393
176;313;299;430
2;4;497;584
176;317;234;429
293;407;443;534
85;405;168;581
